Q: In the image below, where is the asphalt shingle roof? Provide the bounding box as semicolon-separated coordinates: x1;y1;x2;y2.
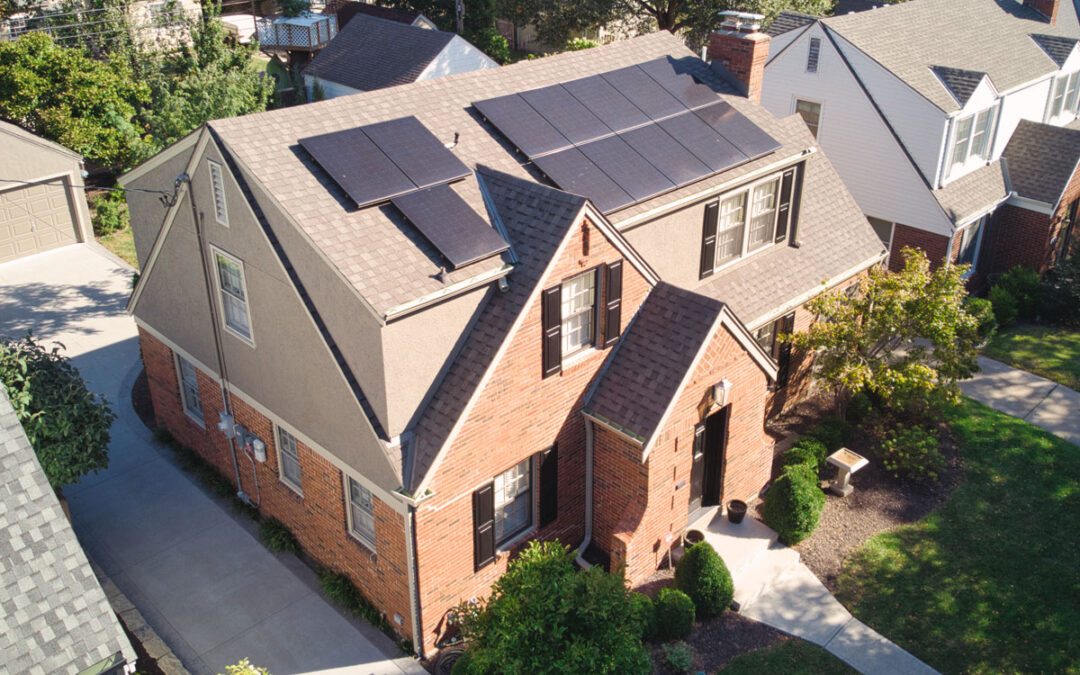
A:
824;0;1075;112
334;1;422;28
1003;119;1080;204
1030;33;1080;66
303;15;453;92
0;390;134;674
933;159;1011;224
585;282;724;444
766;10;817;36
930;65;988;106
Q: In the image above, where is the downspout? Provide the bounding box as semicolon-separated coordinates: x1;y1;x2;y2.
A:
404;503;424;660
575;417;595;568
184;173;245;500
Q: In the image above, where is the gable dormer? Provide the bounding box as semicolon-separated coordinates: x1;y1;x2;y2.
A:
936;67;1001;185
1033;35;1080;125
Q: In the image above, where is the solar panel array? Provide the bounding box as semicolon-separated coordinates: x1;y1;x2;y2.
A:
300;116;508;270
473;57;782;213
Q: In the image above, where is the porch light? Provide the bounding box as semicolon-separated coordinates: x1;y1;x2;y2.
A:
712;379;733;407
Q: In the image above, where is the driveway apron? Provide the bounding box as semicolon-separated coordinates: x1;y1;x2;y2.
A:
0;244;423;675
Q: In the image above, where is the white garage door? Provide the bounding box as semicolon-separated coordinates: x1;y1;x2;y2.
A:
0;181;80;263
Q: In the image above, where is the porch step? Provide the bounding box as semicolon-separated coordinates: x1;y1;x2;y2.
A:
732;544;802;610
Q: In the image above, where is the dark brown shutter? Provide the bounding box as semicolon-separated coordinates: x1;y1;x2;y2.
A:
473;482;496;571
788;163;805;248
775;168;796;243
539;443;559;527
602;260;623;346
775;312;796;388
699;202;719;279
541;285;562;378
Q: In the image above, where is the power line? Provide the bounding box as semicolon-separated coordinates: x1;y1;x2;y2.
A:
0;177;173;197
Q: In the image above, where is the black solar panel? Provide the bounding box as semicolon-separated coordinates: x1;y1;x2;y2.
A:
562;75;651;131
520;85;612;145
533;149;634;214
361;116;471;189
637;58;718;110
695;102;782;160
473;93;572;157
299;127;416;207
599;66;684;122
391;184;509;269
579;136;674;202
659;111;748;173
620;124;711;187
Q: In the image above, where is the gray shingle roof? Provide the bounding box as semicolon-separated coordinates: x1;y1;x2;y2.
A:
1002;119;1080;204
334;1;421;28
406;170;586;490
766;10;817;36
824;0;1074;112
303;15;453;92
0;390;134;675
933;159;1010;224
930;65;988;106
585;282;724;444
1031;33;1080;66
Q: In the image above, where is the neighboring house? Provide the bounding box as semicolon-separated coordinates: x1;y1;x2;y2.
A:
761;0;1080;281
121;23;883;658
301;14;498;99
0;122;93;264
328;0;438;30
0;388;136;674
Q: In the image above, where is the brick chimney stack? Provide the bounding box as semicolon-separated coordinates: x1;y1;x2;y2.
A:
708;11;771;104
1024;0;1060;24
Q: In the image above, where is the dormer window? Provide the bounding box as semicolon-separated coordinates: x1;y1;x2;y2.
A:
1048;71;1080;122
947;106;996;178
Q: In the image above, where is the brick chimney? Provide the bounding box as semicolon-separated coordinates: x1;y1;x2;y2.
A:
708;11;771;104
1024;0;1060;24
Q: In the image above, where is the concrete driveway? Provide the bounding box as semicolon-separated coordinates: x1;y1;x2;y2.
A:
0;244;424;675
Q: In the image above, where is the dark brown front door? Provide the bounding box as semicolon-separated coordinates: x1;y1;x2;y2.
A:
689;407;729;516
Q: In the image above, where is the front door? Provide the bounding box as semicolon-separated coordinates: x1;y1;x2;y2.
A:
689;407;729;516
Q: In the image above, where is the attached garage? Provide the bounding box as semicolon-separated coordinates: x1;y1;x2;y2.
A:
0;121;92;264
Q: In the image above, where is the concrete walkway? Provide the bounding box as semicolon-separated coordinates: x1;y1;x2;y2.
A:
961;356;1080;445
0;244;424;675
691;509;939;675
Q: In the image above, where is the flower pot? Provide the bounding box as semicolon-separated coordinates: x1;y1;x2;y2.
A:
684;529;705;546
727;500;747;524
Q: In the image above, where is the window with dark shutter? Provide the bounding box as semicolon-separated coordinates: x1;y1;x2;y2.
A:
602;260;623;346
788;163;805;248
775;168;796;243
473;482;496;571
541;285;562;378
539;443;558;527
775;312;796;387
700;202;719;280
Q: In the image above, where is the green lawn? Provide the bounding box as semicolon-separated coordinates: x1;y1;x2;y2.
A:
97;225;137;268
720;640;855;674
983;323;1080;390
835;398;1080;674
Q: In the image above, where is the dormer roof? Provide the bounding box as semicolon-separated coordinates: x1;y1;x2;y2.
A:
1031;33;1080;66
930;65;990;107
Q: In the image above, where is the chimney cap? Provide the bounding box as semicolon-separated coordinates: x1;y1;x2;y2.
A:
718;10;764;32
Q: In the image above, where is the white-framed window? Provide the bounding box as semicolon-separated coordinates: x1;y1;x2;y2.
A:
948;106;996;177
208;160;228;226
276;426;302;493
346;476;376;551
867;216;894;251
494;458;532;545
1048;71;1080;122
212;248;253;344
176;356;203;423
561;270;596;357
713;173;783;270
794;99;822;138
956;215;986;274
807;37;821;73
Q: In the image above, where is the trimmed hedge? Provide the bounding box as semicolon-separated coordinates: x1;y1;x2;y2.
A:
653;588;694;640
763;463;825;545
989;285;1018;328
674;541;734;619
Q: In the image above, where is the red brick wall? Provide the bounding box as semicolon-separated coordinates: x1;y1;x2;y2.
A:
139;328;414;639
983;205;1051;276
888;223;950;271
708;31;770;104
413;217;652;653
594;322;772;588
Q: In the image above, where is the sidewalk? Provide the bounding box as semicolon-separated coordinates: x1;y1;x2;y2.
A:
961;356;1080;445
0;244;423;675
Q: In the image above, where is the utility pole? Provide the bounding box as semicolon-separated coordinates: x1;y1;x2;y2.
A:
455;0;464;33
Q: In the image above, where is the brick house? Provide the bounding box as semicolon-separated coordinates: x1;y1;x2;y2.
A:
122;29;883;657
760;0;1080;283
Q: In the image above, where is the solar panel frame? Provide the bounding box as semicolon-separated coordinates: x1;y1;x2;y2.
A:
560;75;652;133
299;127;416;208
619;124;712;187
520;85;613;146
637;57;719;111
598;66;686;122
533;148;634;214
579;135;675;202
658;111;749;173
391;184;510;269
473;93;573;157
360;116;471;189
695;102;782;160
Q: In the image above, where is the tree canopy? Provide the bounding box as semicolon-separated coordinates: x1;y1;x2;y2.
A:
0;335;115;490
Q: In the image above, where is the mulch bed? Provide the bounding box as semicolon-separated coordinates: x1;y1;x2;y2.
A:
131;368;156;431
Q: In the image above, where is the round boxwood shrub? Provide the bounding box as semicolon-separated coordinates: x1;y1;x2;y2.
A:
988;285;1018;328
807;417;852;452
763;463;825;545
653;588;694;640
628;591;657;640
674;541;733;619
790;437;829;468
781;444;818;469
